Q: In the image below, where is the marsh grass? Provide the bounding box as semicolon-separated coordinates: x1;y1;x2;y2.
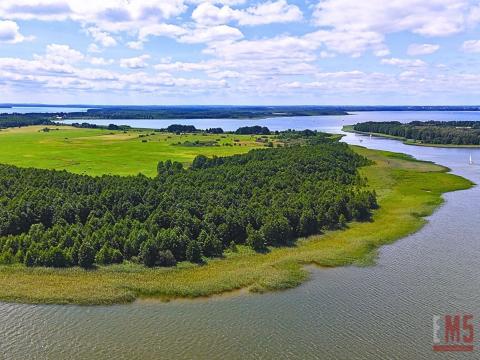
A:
0;146;472;305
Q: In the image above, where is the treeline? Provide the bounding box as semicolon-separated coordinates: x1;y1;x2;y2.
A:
0;115;273;137
0;136;376;268
162;124;198;133
0;114;55;129
70;122;131;131
160;124;271;135
353;121;480;145
235;126;271;135
157;124;216;133
0;114;133;132
64;106;348;120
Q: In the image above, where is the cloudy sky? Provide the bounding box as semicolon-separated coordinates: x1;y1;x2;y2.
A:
1;0;480;105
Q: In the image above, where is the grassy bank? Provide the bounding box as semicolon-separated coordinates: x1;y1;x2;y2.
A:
343;125;480;148
0;146;472;305
0;126;271;177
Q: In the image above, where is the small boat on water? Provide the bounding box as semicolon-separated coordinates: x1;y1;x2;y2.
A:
469;154;473;165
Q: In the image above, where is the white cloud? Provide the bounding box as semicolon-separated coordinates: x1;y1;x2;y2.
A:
2;0;480;103
310;0;480;57
180;25;243;43
239;0;302;25
120;55;151;69
36;44;85;65
462;39;480;53
192;0;302;26
188;0;247;5
88;57;114;66
407;43;440;56
0;51;228;95
313;0;472;37
305;30;388;57
127;41;144;50
0;1;188;32
87;27;117;47
87;43;101;53
205;35;315;61
0;20;31;43
192;3;238;25
154;61;213;72
279;71;399;96
137;23;187;44
381;57;427;68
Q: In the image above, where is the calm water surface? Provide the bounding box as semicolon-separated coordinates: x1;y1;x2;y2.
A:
61;110;480;131
2;111;480;359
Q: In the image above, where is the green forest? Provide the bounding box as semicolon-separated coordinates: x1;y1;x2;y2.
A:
0;106;348;122
353;121;480;145
0;133;377;269
0;114;54;128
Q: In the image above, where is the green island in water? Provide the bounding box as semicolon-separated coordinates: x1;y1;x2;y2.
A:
344;121;480;147
0;120;472;305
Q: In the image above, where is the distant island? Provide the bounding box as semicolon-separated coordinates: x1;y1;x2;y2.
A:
0;106;348;119
3;104;480;120
66;106;349;119
345;121;480;147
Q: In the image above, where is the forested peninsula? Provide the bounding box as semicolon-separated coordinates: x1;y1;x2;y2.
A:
348;121;480;146
0;117;471;305
0;133;376;269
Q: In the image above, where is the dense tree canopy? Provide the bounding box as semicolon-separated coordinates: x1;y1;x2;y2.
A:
166;124;197;133
0;114;55;128
235;126;271;135
0;133;377;268
353;121;480;145
70;122;131;131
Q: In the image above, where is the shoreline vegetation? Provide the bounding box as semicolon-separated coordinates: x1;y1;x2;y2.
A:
344;122;480;148
0;106;349;121
0;145;472;305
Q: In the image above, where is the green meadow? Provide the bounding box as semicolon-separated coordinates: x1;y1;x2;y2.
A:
0;125;269;177
0;145;471;305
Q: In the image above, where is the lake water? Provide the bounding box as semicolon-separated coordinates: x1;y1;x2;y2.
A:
2;111;480;359
61;110;480;132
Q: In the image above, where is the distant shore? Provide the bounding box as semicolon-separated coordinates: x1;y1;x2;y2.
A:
343;125;480;148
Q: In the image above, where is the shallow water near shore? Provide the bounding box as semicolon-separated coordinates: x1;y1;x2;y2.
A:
2;111;480;359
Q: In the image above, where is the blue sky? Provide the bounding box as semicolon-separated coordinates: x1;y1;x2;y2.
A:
1;0;480;105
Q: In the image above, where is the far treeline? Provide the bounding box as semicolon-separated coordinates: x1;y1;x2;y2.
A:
0;132;377;269
353;121;480;145
0;114;274;136
65;106;348;119
0;106;348;121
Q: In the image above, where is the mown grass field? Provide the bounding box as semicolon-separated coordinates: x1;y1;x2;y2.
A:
0;125;270;177
0;146;472;305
